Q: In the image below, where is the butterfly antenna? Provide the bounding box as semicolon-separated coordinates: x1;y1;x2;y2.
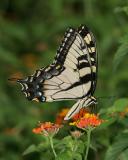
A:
8;77;23;82
97;95;117;100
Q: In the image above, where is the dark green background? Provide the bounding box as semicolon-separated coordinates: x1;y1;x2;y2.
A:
0;0;128;159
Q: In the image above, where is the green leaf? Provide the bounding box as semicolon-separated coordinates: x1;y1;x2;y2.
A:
107;98;128;113
62;136;73;143
114;6;128;16
77;140;85;153
105;136;128;160
0;47;19;65
60;136;73;149
119;148;128;160
37;141;50;152
73;153;82;160
99;118;116;129
113;35;128;70
23;144;37;155
56;151;73;160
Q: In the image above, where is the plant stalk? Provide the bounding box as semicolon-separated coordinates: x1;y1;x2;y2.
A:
84;128;92;160
49;136;57;158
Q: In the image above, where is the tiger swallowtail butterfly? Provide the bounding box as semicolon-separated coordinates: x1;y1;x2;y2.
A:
11;25;98;120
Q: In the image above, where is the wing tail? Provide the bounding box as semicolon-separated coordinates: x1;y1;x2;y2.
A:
64;100;82;120
64;96;97;120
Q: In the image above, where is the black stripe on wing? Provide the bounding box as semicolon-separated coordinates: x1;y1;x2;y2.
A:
77;25;98;95
52;27;76;65
40;28;77;79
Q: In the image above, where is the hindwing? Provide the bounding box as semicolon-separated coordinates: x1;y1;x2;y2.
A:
77;25;97;94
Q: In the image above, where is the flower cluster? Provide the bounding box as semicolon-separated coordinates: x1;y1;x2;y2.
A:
70;113;104;129
109;106;128;118
72;108;89;121
33;122;62;136
55;108;89;124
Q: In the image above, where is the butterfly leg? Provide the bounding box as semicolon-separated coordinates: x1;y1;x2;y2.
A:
82;96;97;108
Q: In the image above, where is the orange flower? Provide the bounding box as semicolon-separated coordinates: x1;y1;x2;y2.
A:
33;127;42;134
119;106;128;118
32;122;62;136
70;113;104;129
72;108;89;121
55;108;89;124
55;108;69;124
109;106;128;118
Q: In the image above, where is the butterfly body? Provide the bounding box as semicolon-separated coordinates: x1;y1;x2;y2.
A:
16;25;97;120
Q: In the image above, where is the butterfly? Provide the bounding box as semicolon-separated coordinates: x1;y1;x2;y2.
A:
12;25;98;120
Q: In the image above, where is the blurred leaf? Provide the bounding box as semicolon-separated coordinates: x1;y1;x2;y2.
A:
23;144;37;155
107;98;128;113
72;153;82;160
77;140;85;153
119;148;128;160
114;6;128;16
0;47;19;65
98;117;117;129
113;35;128;70
105;136;128;160
60;136;73;147
0;17;27;41
56;151;73;160
37;138;50;152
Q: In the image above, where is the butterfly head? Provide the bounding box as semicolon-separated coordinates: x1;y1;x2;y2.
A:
90;96;97;104
83;96;97;107
16;77;46;103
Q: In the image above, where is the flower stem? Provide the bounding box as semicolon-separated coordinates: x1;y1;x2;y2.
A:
49;136;57;158
84;128;92;160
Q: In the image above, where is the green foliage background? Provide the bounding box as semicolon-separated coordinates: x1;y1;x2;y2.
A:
0;0;128;159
